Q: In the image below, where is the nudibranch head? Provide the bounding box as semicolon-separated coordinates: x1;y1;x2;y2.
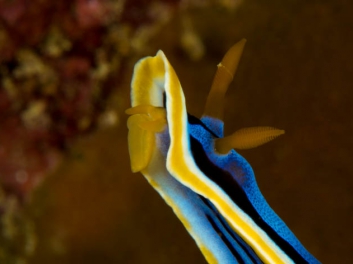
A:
126;40;319;264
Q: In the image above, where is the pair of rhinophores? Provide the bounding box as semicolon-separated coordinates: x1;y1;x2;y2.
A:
126;39;320;264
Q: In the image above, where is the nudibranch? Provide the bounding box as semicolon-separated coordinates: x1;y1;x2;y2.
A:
126;39;320;264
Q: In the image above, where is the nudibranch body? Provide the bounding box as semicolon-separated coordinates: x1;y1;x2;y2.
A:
126;39;320;264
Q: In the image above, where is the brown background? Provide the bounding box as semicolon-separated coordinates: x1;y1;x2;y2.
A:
30;0;353;263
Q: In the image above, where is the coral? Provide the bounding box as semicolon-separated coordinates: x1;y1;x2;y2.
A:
0;0;240;262
0;187;36;263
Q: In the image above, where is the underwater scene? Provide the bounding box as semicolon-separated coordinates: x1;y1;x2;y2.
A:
0;0;352;263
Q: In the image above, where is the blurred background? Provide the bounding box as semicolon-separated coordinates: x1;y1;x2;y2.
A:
0;0;352;263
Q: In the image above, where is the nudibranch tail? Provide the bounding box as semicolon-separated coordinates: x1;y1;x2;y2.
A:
203;38;246;120
215;126;285;154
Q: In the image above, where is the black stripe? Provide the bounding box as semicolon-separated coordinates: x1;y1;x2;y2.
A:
187;114;308;263
205;214;243;263
200;196;262;264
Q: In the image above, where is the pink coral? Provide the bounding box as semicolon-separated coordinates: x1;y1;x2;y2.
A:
0;0;26;25
75;0;109;29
